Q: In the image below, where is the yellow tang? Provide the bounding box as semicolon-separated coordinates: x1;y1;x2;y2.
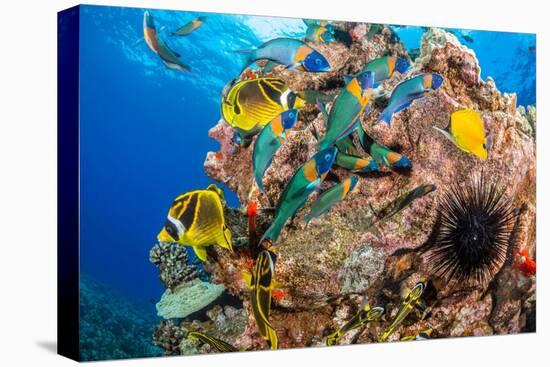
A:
433;109;488;160
157;184;232;261
221;78;305;137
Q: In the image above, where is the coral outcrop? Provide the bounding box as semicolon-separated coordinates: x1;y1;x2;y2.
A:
157;24;535;355
156;279;225;319
150;242;201;290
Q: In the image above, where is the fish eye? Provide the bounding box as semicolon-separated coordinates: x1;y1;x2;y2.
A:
325;153;331;161
315;58;321;65
166;226;174;235
288;111;295;118
482;143;487;149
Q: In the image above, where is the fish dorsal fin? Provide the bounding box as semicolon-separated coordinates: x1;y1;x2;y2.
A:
206;184;225;200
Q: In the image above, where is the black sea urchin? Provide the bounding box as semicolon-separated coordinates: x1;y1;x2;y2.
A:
426;176;517;285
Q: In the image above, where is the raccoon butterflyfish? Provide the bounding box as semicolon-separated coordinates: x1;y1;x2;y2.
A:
326;303;384;346
433;109;488;160
304;176;359;225
318;72;374;150
157;184;232;261
378;72;443;127
356;56;410;87
259;147;338;244
172;16;207;36
379;279;427;342
143;11;191;72
366;184;436;236
243;250;280;349
399;328;433;341
234;38;331;73
305;24;335;43
357;124;411;168
253;109;299;192
221;78;305;145
186;331;238;352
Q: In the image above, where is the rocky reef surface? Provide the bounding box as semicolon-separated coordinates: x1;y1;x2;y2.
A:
79;273;162;361
152;24;536;354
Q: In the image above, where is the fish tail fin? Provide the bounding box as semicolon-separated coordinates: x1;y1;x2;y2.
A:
378;108;393;127
233;49;256;75
217;225;233;252
260;217;285;244
254;170;266;193
192;246;208;262
303;215;312;228
267;325;279;349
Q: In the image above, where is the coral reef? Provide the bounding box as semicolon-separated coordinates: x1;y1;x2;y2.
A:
154;24;535;355
153;305;247;355
79;273;162;361
156;279;225;319
150;242;201;290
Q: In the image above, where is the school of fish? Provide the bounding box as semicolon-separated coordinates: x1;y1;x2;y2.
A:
146;13;529;353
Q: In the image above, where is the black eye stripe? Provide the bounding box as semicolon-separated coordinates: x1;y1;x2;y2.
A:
164;222;178;240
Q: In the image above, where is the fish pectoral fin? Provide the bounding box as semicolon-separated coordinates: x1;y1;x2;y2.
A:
306;178;322;191
287;61;303;70
432;126;456;145
218;226;233;252
192;246;208;261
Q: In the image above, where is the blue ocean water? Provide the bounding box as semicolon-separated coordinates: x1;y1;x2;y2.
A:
77;4;535;359
393;26;536;106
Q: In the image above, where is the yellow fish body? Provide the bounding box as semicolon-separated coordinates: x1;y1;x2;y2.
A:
157;184;232;261
221;78;305;138
244;250;279;349
433;109;488;160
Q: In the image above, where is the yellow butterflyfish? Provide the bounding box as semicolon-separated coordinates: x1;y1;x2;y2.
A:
157;184;232;261
433;109;488;160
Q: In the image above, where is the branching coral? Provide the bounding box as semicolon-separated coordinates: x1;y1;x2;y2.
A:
149;242;200;290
